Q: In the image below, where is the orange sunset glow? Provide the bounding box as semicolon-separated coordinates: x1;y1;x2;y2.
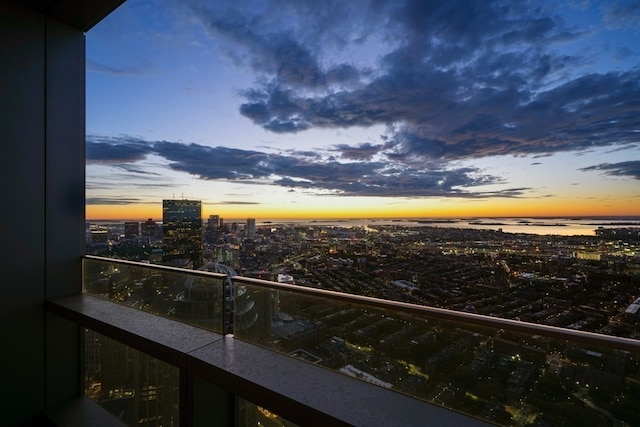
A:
86;195;639;222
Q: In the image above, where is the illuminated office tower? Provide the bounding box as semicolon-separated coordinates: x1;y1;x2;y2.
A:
162;199;203;268
247;218;256;239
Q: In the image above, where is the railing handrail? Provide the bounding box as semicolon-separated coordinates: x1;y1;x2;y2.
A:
233;275;640;352
84;254;227;279
84;255;640;353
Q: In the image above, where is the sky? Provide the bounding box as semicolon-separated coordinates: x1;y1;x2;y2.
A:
86;0;640;221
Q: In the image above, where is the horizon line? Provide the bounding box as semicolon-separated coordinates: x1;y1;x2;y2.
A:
86;215;640;222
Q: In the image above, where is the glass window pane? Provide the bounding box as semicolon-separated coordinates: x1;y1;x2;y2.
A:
84;329;180;427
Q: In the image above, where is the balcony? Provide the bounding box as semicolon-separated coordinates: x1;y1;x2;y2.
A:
7;1;637;425
45;255;640;426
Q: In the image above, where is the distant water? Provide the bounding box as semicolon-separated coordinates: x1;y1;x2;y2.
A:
257;217;640;236
90;216;640;237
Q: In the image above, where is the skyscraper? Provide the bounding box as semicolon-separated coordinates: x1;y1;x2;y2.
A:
162;199;203;268
208;214;220;229
215;244;240;270
141;218;159;239
247;218;256;239
205;214;220;244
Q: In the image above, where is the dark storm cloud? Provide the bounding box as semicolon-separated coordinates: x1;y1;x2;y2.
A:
188;0;640;162
153;141;275;180
87;135;524;198
192;6;323;88
580;161;640;179
189;0;375;88
332;143;385;160
86;136;153;163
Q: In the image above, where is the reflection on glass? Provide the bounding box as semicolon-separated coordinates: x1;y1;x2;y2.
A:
238;398;300;427
233;282;640;426
82;258;640;426
83;257;226;334
84;329;179;427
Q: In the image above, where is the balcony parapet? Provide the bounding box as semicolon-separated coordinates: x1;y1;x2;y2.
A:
47;293;491;426
79;255;640;426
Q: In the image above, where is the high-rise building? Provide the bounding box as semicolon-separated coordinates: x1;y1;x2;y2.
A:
205;214;220;244
91;229;109;243
215;244;240;270
162;199;203;268
208;214;220;229
124;221;139;239
247;218;256;239
141;218;159;237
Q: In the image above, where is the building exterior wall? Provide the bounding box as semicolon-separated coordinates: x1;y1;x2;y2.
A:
0;4;47;423
0;2;90;423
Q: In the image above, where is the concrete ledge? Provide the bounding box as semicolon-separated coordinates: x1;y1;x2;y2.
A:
46;295;223;367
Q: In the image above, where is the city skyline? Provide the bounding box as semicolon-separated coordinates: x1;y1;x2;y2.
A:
86;0;640;221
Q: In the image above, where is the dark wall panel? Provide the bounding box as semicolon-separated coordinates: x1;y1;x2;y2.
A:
0;2;47;424
45;14;86;408
45;13;85;298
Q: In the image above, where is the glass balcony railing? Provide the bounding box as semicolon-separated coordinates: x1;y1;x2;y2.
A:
83;256;228;334
233;276;640;426
83;256;640;426
237;399;300;427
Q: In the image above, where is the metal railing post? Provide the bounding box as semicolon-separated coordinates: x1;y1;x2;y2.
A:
223;275;235;335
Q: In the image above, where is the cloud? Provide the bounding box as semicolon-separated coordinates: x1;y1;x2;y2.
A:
580;161;640;179
218;201;262;205
614;46;636;60
87;59;150;76
602;0;640;29
332;143;385;160
87;135;153;163
186;0;639;163
86;197;149;205
605;143;639;154
88;1;640;207
87;135;525;198
192;4;326;88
